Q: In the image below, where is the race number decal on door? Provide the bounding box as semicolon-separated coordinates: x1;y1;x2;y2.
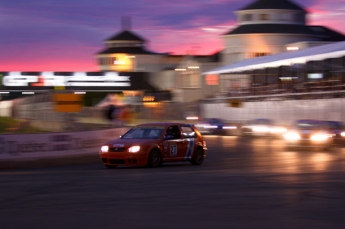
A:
170;144;177;156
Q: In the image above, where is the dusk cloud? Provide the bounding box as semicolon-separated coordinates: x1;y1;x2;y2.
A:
1;0;344;71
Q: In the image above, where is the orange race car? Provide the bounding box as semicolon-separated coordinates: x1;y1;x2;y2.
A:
100;122;207;168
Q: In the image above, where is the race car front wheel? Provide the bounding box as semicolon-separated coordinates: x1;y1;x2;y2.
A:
147;149;162;168
190;148;204;165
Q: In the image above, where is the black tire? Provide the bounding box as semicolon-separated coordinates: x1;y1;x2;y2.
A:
190;148;204;165
147;149;162;168
105;165;117;169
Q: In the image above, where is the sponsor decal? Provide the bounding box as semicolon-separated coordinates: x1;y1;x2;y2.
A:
184;139;194;160
2;72;131;87
169;144;177;156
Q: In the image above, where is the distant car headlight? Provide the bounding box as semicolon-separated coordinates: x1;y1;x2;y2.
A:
341;132;345;137
284;132;300;141
128;145;140;153
311;134;328;141
101;145;109;153
204;125;218;129
223;126;237;129
252;126;270;133
270;127;287;134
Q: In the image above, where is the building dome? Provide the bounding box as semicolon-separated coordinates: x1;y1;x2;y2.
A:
239;0;306;12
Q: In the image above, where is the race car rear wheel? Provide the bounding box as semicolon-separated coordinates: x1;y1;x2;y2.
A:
190;148;204;165
147;149;162;168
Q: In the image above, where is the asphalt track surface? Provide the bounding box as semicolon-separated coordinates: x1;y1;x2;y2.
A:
1;136;345;229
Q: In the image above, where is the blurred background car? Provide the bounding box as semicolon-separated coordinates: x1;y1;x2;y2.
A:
283;119;332;150
194;118;237;135
324;120;345;145
241;118;287;137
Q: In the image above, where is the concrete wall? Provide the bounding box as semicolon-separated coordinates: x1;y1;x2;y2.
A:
0;100;13;117
201;98;345;126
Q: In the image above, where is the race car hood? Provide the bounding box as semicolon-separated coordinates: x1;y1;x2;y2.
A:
104;138;159;147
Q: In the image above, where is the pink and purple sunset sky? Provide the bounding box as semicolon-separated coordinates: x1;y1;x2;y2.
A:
1;0;345;71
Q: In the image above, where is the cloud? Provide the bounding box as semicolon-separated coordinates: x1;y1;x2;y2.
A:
1;0;345;71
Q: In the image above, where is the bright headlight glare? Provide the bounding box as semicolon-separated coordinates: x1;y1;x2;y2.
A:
101;145;109;152
341;132;345;137
224;126;237;129
128;145;140;153
311;134;328;141
270;127;287;134
204;125;217;129
253;126;270;133
284;132;300;141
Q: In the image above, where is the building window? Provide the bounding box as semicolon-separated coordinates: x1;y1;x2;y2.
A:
248;53;271;58
242;14;253;22
260;14;270;21
178;72;201;88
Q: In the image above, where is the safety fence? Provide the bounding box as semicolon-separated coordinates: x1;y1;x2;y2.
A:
2;90;345;133
1;93;190;133
200;91;345;125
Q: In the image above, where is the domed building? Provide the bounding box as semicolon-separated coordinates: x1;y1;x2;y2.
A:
93;0;345;102
222;0;345;65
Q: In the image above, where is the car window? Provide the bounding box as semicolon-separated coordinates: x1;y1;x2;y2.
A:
295;120;324;130
181;125;197;138
327;122;342;130
122;127;164;139
165;125;182;139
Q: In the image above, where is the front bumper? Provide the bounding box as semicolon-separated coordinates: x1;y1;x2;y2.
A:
100;152;148;166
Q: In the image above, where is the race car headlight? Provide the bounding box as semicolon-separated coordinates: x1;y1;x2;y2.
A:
101;145;109;153
311;134;328;141
128;145;140;153
284;132;300;141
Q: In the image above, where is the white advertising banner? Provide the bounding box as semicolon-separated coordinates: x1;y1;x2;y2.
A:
0;128;129;161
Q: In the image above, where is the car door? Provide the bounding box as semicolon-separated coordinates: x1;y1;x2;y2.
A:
179;124;197;161
163;125;185;161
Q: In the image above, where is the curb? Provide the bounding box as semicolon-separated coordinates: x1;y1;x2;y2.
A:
0;154;101;170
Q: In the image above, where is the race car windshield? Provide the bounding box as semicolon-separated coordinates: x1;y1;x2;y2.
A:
296;122;322;130
122;127;164;139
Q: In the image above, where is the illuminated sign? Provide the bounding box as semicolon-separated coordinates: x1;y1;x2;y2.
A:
308;73;323;79
53;94;84;112
206;74;219;85
2;72;131;87
113;60;126;65
111;54;134;71
287;46;299;51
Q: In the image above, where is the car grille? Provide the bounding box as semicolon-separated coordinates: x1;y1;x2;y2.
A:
300;134;310;139
109;159;125;164
109;147;127;152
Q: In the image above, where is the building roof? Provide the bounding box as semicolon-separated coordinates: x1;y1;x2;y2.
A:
105;30;147;42
204;41;345;74
238;0;306;12
309;26;345;42
97;47;162;55
224;24;345;42
224;24;316;36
